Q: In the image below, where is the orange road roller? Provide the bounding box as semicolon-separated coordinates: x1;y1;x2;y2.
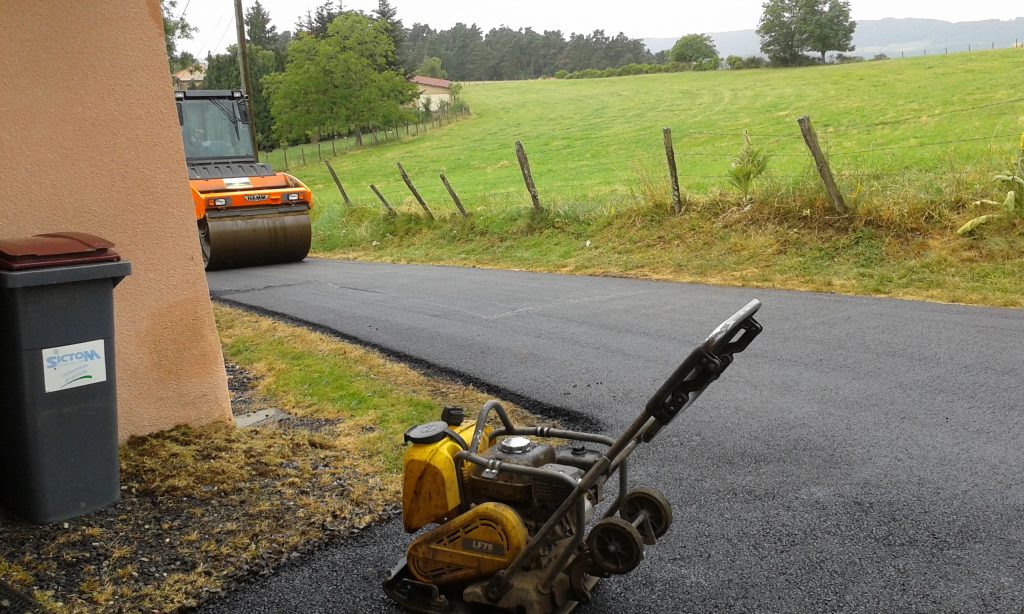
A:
175;89;313;270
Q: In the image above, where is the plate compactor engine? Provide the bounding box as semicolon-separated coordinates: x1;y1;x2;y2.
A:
175;90;313;270
385;300;765;613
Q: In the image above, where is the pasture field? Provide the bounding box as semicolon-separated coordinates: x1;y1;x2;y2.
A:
288;49;1024;306
299;49;1023;213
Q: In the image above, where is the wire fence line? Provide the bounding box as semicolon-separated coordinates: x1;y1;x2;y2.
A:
261;109;471;172
824;97;1024;133
302;95;1023;219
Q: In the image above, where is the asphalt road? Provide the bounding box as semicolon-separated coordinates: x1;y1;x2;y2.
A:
204;259;1024;613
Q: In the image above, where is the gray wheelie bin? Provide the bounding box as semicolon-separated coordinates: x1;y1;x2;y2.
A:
0;232;131;523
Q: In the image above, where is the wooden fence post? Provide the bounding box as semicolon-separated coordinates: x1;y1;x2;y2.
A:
282;147;289;171
797;116;848;215
369;184;397;217
317;141;322;160
515;140;543;212
331;137;337;156
300;145;306;166
397;162;434;220
663;127;682;214
324;160;351;206
440;174;468;218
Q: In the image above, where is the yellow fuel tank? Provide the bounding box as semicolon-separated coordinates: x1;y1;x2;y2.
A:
402;420;490;532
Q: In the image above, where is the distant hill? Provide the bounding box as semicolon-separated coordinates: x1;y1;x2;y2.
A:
645;17;1024;58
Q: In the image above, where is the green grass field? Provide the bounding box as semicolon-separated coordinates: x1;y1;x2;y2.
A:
295;49;1023;216
282;49;1023;307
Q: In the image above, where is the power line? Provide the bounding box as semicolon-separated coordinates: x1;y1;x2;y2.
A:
176;0;192;21
197;8;231;58
212;14;236;56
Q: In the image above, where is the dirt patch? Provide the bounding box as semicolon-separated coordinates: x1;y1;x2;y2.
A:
225;361;269;417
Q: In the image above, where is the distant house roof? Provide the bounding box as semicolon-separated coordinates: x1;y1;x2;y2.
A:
174;65;205;82
409;75;452;89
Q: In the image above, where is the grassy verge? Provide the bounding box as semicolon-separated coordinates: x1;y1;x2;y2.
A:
0;306;525;612
313;196;1024;308
292;50;1024;309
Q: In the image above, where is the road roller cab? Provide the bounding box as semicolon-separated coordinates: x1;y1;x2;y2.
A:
175;89;313;270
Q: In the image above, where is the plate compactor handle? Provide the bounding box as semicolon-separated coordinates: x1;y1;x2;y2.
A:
644;299;762;433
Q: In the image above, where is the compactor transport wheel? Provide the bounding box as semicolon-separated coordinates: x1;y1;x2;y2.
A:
200;206;312;270
587;516;645;576
620;487;673;540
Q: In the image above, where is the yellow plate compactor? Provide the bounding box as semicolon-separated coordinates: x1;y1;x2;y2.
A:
386;300;764;613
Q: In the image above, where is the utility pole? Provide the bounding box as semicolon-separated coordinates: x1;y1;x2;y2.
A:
234;0;260;161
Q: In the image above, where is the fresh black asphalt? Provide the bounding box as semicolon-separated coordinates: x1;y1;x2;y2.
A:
203;259;1024;613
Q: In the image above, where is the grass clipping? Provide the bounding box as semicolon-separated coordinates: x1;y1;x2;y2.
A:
0;305;525;613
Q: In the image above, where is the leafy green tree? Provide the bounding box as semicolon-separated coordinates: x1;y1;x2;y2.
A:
203;45;279;149
396;22;649;79
757;0;804;66
373;0;404;72
294;10;314;35
162;0;197;72
670;34;719;64
245;0;278;49
757;0;856;65
170;51;201;73
439;23;489;81
312;2;342;37
797;0;855;62
400;23;441;74
295;2;342;38
203;51;238;89
265;13;417;146
415;57;446;78
605;32;652;67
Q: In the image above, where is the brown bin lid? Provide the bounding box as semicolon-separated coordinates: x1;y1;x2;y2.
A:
0;232;121;271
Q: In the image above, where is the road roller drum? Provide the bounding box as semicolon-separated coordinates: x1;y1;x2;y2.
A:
201;205;312;270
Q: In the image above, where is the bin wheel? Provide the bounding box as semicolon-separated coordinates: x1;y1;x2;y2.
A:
620;487;673;539
587;517;644;575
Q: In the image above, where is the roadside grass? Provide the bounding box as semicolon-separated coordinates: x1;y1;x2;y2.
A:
312;200;1024;308
0;306;525;613
287;49;1024;308
214;305;535;471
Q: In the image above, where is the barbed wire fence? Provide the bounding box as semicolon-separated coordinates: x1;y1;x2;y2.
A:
310;96;1023;223
261;107;471;172
876;39;1024;60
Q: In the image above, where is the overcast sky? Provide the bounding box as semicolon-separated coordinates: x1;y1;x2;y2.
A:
179;0;1023;58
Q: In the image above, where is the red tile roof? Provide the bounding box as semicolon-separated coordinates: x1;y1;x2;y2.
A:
410;75;452;89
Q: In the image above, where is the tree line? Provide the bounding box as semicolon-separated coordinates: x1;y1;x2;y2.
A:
163;0;857;148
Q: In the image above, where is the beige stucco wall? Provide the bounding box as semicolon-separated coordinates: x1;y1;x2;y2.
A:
0;0;232;438
417;84;453;111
